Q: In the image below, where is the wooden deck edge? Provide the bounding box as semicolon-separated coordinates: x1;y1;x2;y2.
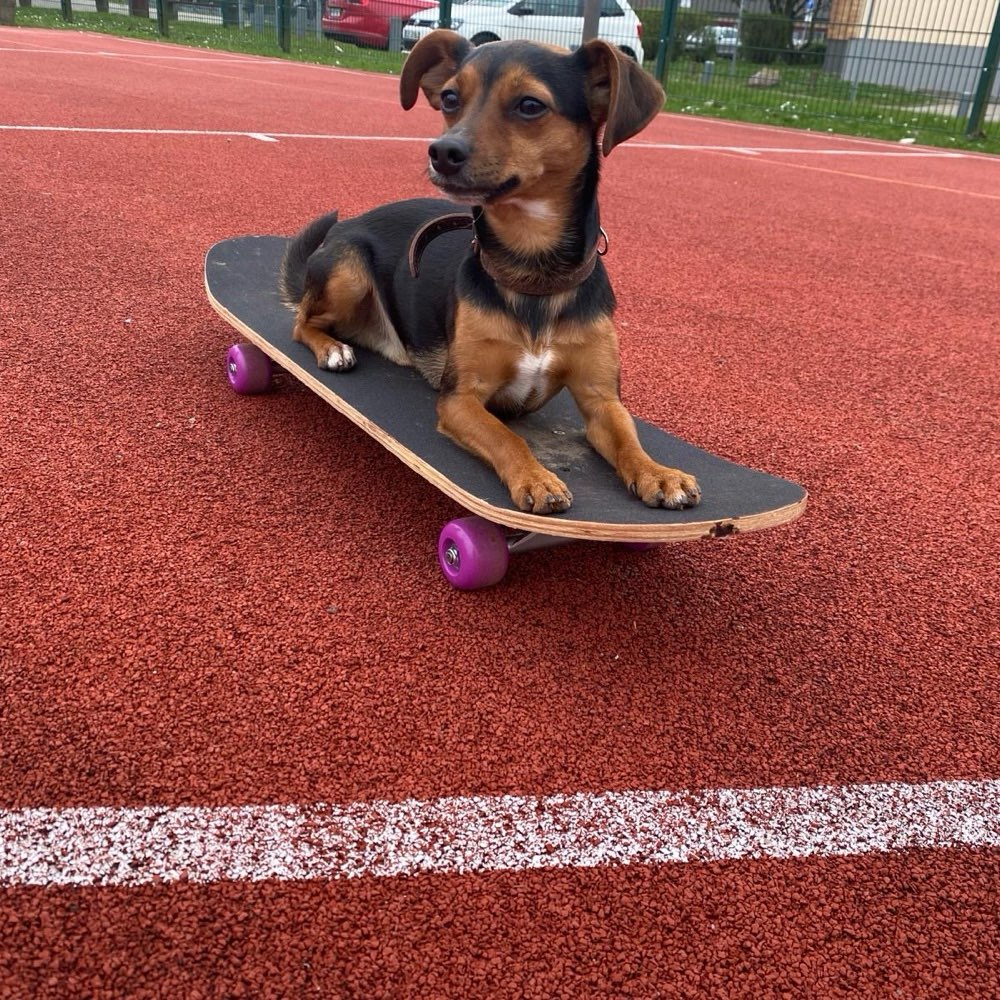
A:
207;278;807;545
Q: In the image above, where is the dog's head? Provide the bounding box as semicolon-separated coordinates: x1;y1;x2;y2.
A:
400;31;664;211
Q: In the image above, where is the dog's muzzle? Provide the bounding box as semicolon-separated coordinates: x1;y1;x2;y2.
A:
428;135;469;178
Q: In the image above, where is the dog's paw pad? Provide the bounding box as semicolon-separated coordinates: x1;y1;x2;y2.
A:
513;474;573;515
321;344;356;372
634;467;701;509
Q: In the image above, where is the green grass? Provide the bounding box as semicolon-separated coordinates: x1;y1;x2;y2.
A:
10;7;1000;154
662;55;999;154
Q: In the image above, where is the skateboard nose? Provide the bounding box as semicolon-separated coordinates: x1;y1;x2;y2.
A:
428;135;470;177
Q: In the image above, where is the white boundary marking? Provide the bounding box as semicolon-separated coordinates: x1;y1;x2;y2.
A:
0;123;970;157
2;780;998;886
630;142;967;158
0;124;428;143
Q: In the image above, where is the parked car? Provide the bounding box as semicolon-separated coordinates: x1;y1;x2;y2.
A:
322;0;437;48
402;0;645;63
683;24;739;58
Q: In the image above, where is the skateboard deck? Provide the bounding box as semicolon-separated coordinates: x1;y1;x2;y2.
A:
206;236;806;587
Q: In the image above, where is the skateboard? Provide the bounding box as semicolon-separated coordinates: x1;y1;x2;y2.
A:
205;236;807;589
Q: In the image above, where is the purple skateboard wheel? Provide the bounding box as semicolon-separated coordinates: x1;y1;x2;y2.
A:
226;343;273;394
438;516;510;590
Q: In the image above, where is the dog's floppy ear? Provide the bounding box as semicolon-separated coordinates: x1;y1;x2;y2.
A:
400;29;474;111
578;40;665;155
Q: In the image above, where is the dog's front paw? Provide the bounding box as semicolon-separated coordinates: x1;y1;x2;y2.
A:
510;469;573;515
629;464;701;509
319;343;356;372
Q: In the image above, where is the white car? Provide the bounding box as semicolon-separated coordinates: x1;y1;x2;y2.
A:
402;0;646;63
683;25;739;58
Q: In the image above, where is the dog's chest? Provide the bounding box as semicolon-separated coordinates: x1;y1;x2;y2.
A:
493;348;556;411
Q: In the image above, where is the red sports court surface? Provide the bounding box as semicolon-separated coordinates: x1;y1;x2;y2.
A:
2;26;999;997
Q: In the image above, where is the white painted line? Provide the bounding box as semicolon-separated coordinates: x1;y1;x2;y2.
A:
2;779;997;886
0;124;428;143
629;142;967;158
0;124;969;158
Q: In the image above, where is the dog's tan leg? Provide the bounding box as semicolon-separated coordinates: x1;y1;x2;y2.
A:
577;394;701;508
293;304;356;372
437;392;573;514
293;253;377;372
565;339;701;509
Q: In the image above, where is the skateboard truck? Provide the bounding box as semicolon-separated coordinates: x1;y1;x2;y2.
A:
437;516;658;590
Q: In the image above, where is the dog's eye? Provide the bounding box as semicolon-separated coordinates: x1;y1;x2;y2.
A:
440;90;461;114
515;97;548;120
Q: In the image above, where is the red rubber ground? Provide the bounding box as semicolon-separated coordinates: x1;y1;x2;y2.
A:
2;26;999;997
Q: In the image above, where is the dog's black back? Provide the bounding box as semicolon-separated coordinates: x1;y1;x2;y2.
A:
282;197;472;359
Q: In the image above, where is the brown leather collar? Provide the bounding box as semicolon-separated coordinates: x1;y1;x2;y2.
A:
408;211;607;297
408;212;476;279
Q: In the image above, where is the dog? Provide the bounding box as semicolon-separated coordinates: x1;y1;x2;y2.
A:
280;30;701;515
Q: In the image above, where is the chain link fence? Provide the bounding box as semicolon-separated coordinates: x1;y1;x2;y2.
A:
9;0;1000;140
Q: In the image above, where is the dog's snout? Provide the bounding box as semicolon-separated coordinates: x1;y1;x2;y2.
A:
428;136;469;177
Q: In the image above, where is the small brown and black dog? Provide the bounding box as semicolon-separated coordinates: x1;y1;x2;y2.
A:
280;29;701;515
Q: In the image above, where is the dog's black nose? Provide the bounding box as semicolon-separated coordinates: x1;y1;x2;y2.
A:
428;136;469;177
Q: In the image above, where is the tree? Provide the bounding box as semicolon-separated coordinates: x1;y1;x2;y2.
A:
728;0;829;55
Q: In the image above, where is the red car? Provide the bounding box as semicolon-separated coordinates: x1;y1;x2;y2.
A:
322;0;437;48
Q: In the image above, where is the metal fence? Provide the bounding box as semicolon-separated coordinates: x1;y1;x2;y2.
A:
12;0;1000;139
657;0;1000;140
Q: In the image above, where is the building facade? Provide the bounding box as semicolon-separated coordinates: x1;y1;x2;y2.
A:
825;0;1000;99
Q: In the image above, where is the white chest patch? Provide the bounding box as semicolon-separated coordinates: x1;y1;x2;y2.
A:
497;349;554;410
505;197;556;222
